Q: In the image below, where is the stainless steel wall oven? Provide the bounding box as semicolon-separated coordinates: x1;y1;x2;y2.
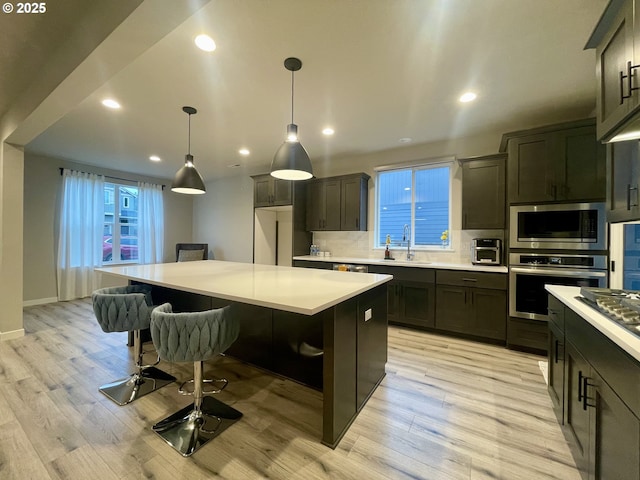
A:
509;253;608;321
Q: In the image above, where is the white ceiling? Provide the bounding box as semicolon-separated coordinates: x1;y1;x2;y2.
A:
18;0;609;181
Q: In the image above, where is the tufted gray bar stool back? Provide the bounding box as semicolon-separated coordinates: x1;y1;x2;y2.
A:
91;285;175;405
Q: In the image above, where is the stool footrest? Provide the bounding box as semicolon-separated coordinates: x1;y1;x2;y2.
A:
178;377;228;396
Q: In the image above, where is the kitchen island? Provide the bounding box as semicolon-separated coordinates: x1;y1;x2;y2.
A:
96;260;393;448
545;285;640;479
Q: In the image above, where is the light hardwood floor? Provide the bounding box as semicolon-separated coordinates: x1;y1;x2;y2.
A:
0;299;579;479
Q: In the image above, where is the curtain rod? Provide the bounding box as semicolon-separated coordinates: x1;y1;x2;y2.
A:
59;167;166;189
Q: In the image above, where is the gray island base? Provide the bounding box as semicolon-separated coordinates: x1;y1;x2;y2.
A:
97;260;392;448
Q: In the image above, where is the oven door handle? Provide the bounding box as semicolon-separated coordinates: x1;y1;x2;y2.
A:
509;267;607;278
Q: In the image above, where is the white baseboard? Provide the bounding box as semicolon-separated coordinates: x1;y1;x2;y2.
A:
0;329;25;341
23;297;58;307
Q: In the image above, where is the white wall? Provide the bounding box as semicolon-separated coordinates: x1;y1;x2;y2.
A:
193;175;254;263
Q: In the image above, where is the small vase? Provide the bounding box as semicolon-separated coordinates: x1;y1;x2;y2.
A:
441;240;448;248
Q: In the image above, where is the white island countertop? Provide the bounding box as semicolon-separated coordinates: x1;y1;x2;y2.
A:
293;255;508;274
546;285;640;363
97;260;393;316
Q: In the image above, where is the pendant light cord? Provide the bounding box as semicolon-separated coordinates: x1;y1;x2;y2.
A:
187;113;191;155
290;69;295;124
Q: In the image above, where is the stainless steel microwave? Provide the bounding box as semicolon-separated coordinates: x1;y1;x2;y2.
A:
509;202;606;251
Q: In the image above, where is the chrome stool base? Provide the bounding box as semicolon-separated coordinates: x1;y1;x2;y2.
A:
152;396;242;457
99;366;175;406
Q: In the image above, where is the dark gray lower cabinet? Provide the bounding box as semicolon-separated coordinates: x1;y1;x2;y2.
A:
507;317;548;353
564;340;591;478
548;295;565;424
368;265;435;329
435;270;507;341
590;369;640;480
548;320;564;423
564;339;640;480
549;294;640;480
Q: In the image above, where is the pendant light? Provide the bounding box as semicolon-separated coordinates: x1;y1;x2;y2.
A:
270;57;313;181
171;106;206;194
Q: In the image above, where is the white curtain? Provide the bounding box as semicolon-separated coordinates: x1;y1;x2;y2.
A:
137;181;164;264
57;169;105;301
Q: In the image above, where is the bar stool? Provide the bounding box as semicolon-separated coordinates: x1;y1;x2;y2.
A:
92;285;176;405
150;302;242;456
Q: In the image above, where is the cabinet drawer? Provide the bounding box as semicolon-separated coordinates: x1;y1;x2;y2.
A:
368;265;435;283
436;270;507;290
548;295;565;331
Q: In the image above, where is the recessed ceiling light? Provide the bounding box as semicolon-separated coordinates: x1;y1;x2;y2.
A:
149;155;161;162
195;34;216;52
322;127;335;136
238;148;250;156
101;98;121;109
398;137;412;143
459;92;477;103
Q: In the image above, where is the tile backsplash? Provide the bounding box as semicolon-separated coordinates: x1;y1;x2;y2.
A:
312;229;505;264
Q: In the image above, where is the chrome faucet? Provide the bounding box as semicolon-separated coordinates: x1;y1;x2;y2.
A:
402;224;413;260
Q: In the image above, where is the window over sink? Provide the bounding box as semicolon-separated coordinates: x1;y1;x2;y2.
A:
375;158;452;249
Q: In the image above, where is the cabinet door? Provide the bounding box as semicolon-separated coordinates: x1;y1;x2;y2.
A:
461;156;506;229
607;140;640;223
470;288;506;340
558;126;606;201
596;0;634;140
590;370;640;480
341;176;367;231
564;341;592;478
306;181;324;230
400;281;435;328
435;285;468;333
324;179;342;230
254;175;273;207
272;178;292;206
508;133;556;203
548;322;565;424
386;281;401;324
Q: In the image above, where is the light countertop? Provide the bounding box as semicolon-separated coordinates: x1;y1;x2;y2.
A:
546;285;640;363
96;260;393;316
293;255;508;274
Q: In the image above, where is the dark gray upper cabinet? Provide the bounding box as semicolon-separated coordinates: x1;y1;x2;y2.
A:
341;175;368;231
501;119;606;204
586;0;637;141
306;173;369;231
606;140;640;222
252;174;292;207
460;153;506;229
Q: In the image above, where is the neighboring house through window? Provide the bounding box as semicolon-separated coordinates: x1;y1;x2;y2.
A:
376;159;452;249
103;183;139;262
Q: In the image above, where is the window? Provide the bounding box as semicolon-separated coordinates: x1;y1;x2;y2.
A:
103;183;139;262
376;161;451;248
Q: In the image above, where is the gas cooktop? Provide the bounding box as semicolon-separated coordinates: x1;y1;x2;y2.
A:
579;287;640;335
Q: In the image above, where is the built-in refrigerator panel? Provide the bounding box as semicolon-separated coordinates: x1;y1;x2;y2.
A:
610;221;640;289
254;206;293;266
